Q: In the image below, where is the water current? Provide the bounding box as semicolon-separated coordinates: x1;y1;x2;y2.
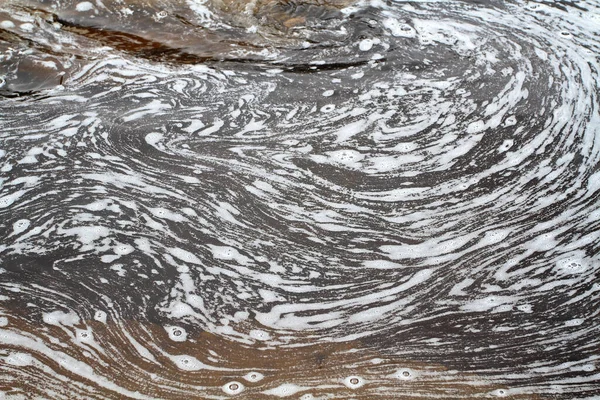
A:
1;0;600;398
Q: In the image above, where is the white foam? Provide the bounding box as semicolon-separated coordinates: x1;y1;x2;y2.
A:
5;352;34;367
76;2;95;11
43;310;80;326
0;21;15;29
262;384;306;397
59;226;110;244
19;23;35;32
12;219;30;235
359;39;374;51
93;310;107;323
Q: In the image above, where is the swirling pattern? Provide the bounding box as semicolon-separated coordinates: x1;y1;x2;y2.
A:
1;0;600;398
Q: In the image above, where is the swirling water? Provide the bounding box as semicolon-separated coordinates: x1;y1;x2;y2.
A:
1;0;600;398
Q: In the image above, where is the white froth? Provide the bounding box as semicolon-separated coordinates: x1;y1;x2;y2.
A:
42;310;80;326
262;383;306;397
0;20;15;29
93;310;107;323
12;219;30;235
5;352;34;367
76;2;94;12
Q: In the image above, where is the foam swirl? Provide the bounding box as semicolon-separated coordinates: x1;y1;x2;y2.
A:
1;0;600;398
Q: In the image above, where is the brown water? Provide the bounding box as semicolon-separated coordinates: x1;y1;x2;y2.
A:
1;0;600;398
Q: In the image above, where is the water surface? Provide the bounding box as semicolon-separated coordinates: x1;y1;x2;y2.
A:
1;0;600;398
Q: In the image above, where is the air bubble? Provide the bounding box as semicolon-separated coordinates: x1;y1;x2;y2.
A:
343;375;365;389
494;388;508;397
114;244;134;255
565;318;584;327
223;381;244;395
322;90;334;97
166;326;187;342
156;10;168;19
504;115;517;126
243;371;264;382
76;328;93;342
172;355;203;371
557;257;586;273
395;368;415;380
94;310;107;323
320;104;335;113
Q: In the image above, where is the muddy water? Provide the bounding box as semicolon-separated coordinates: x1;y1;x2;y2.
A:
1;0;600;398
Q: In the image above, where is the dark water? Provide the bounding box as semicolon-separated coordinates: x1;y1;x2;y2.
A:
1;0;600;398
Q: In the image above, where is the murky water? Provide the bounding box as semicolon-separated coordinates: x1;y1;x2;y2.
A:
1;0;600;398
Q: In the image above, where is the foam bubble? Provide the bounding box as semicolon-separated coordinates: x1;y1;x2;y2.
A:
327;149;364;166
565;318;584;327
114;244;135;256
0;20;15;29
75;328;94;343
12;219;30;235
19;23;35;32
359;39;374;51
76;2;94;12
172;355;203;371
93;310;107;323
145;132;163;146
166;326;187;342
249;329;270;341
43;310;80;326
394;368;416;380
5;352;34;367
343;375;365;389
556;257;586;273
322;90;334;97
383;19;416;38
223;381;244;395
262;383;305;397
320;104;335;113
243;371;264;382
